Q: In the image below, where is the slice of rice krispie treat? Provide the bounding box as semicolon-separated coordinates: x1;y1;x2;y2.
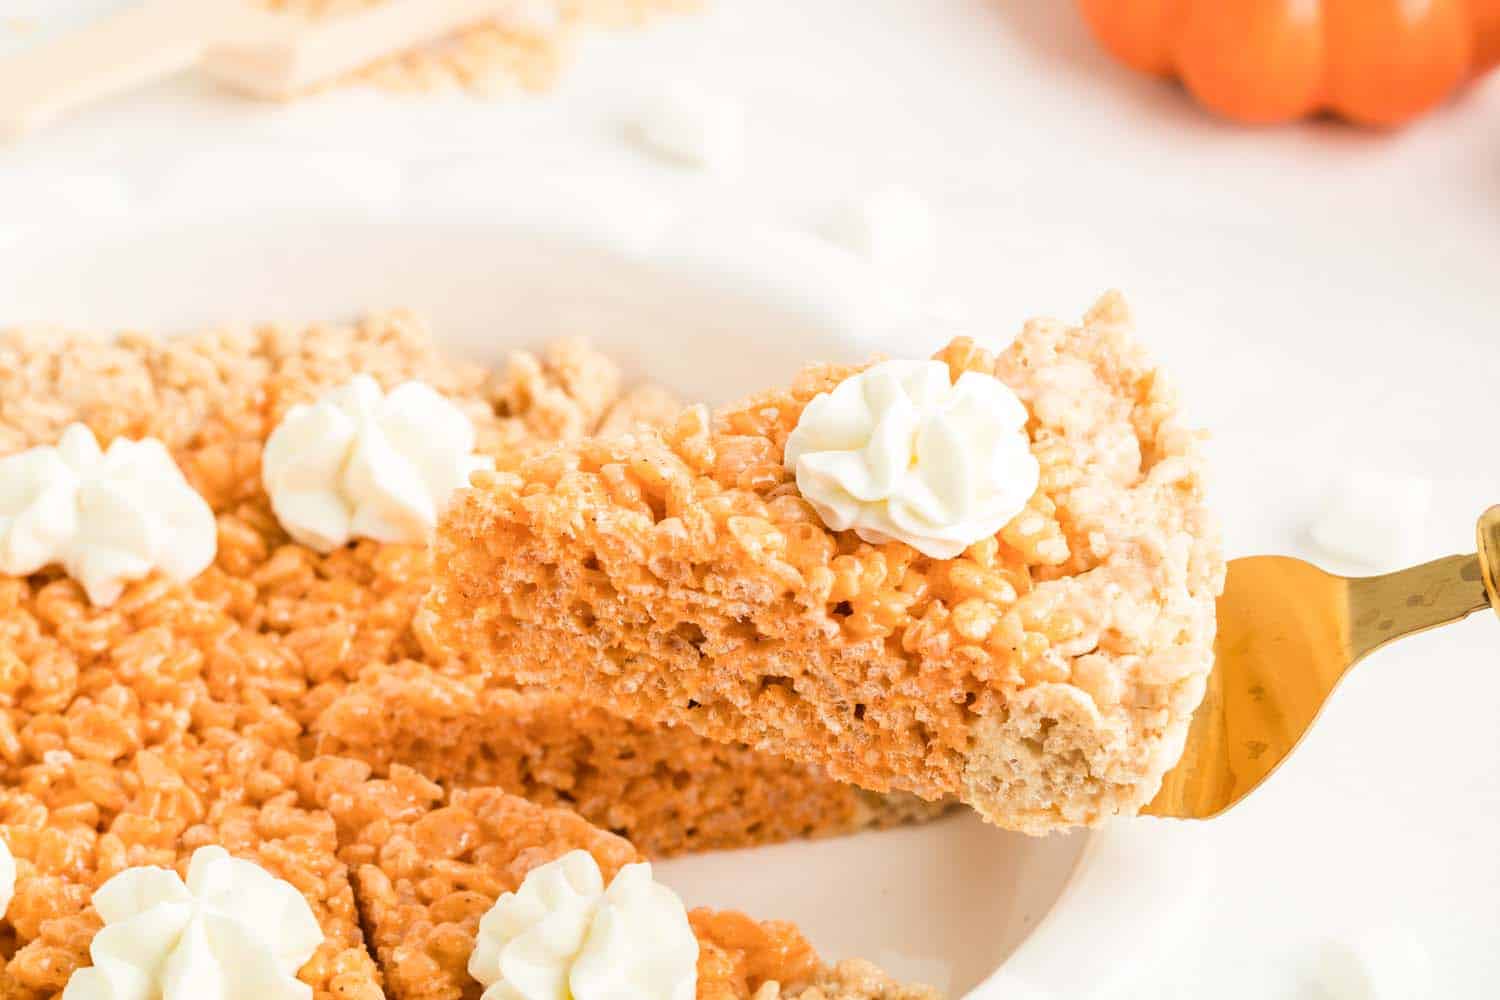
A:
0;736;383;999
427;294;1225;833
310;661;947;857
0;314;940;856
0;579;382;996
298;756;935;1000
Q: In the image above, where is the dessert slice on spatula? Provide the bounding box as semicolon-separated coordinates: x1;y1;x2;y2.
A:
429;288;1500;831
427;293;1227;834
0;0;548;141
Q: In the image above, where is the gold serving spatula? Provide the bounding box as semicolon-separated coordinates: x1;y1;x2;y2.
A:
1145;506;1500;819
0;0;547;142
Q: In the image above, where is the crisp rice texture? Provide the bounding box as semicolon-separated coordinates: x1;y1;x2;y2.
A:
298;755;936;1000
0;683;382;999
0;314;933;997
428;292;1226;834
0;314;930;855
311;663;945;858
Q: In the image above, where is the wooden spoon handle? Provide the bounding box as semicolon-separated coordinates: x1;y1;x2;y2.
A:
0;0;278;141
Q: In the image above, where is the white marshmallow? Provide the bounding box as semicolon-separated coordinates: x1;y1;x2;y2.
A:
825;185;938;292
1313;926;1431;1000
632;85;746;175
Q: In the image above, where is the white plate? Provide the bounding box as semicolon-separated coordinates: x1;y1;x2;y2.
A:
0;212;1205;999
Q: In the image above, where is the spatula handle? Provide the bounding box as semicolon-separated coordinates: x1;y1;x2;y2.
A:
0;0;273;142
1343;510;1500;665
1477;506;1500;621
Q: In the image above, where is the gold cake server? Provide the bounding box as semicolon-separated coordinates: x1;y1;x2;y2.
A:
1145;506;1500;819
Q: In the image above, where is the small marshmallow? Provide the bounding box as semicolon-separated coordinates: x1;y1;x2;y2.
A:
1308;470;1432;570
825;185;938;292
633;85;746;175
1313;926;1431;1000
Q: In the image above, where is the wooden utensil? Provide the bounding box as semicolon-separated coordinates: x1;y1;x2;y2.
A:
1145;506;1500;819
0;0;546;141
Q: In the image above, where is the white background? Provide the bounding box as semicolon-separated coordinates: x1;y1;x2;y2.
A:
3;1;1500;996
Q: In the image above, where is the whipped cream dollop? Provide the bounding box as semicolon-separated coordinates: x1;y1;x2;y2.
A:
0;424;218;606
784;359;1039;559
262;375;492;553
62;845;323;1000
468;850;698;1000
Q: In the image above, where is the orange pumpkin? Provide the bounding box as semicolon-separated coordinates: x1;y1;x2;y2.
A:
1077;0;1500;126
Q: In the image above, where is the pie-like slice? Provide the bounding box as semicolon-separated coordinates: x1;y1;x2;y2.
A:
299;755;935;1000
0;737;383;999
427;294;1224;832
310;661;947;857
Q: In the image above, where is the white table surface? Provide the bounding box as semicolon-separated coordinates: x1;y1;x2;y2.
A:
4;2;1500;997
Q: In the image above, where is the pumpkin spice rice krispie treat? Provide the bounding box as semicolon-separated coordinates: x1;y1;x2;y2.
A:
310;663;945;857
0;314;941;997
0;314;936;862
298;755;936;1000
0;722;383;998
428;293;1225;833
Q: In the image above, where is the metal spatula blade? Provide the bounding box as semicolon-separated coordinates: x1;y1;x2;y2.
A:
1145;507;1500;819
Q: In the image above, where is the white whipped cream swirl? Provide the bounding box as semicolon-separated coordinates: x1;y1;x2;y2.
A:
0;424;218;606
61;845;323;1000
784;359;1039;559
468;850;698;1000
262;375;492;553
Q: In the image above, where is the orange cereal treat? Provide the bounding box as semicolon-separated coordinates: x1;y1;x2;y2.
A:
428;293;1226;833
309;661;948;857
0;736;382;999
298;756;936;1000
0;315;939;863
0;319;667;737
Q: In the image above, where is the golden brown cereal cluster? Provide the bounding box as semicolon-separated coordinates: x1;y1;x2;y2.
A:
257;0;697;96
430;293;1225;833
0;314;937;998
297;756;935;1000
